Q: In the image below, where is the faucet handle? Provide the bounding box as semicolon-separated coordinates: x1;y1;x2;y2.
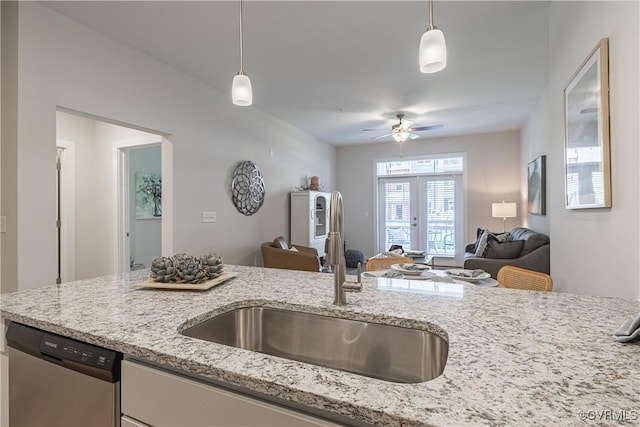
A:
344;262;362;292
342;282;362;292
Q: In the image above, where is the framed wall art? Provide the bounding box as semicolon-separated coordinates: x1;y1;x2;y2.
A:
135;172;162;219
527;155;546;215
563;38;611;209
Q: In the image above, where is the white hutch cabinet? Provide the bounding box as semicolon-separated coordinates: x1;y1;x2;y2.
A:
290;191;331;257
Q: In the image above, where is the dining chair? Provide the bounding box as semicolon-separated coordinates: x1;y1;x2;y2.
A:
496;265;553;291
365;256;413;271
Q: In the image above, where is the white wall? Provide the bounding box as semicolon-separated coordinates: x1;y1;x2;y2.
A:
2;2;335;290
1;1;18;295
0;8;8;427
336;130;522;259
523;1;638;299
520;88;551;236
129;146;162;269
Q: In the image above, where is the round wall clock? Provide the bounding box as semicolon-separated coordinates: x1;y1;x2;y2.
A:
231;160;265;216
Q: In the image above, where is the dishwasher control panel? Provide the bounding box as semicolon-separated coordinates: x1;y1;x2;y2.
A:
40;333;118;370
6;321;122;382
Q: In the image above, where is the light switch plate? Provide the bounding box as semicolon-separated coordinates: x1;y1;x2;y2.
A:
202;212;216;223
0;216;5;233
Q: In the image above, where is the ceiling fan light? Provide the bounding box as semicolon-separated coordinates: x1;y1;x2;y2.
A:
392;129;410;143
232;73;253;106
419;28;447;73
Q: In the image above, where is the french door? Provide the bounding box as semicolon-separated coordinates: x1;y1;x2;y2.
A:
378;175;463;265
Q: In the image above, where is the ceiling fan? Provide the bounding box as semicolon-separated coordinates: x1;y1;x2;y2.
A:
363;113;443;143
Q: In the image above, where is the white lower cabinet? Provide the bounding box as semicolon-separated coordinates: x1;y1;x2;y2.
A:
121;360;342;427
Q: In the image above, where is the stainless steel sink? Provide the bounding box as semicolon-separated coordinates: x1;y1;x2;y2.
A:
181;306;448;383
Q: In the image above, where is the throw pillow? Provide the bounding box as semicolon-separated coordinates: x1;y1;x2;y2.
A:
288;246;299;252
484;240;524;259
345;249;365;268
474;230;510;257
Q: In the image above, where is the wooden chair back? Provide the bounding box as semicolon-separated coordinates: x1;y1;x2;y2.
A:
497;265;553;291
366;257;414;271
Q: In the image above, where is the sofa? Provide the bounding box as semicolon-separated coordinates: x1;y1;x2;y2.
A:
261;236;321;272
463;227;550;279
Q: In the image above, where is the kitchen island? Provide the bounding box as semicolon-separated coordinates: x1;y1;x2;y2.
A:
1;265;639;426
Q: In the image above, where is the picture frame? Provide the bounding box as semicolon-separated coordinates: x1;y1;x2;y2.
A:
527;155;546;215
563;38;611;209
135;172;162;219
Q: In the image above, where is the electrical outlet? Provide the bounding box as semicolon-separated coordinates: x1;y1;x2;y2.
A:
202;212;216;223
0;216;6;233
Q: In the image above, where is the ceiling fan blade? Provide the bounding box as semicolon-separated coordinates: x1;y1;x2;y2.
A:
362;128;389;132
410;125;444;132
409;133;420;140
371;133;392;140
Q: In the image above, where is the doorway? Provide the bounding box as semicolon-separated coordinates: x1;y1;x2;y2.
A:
56;110;172;281
376;156;465;266
119;145;162;273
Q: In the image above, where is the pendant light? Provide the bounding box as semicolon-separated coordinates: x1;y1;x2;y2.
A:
232;0;252;106
419;0;447;73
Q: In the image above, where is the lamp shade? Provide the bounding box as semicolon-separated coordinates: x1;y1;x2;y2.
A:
232;73;253;106
492;202;517;218
419;28;447;73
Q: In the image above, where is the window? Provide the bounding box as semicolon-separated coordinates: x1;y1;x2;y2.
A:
395;204;403;220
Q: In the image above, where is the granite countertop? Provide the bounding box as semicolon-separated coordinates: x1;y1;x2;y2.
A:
2;265;640;426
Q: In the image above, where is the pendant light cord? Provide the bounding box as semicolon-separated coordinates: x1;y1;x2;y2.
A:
239;0;244;73
428;0;434;30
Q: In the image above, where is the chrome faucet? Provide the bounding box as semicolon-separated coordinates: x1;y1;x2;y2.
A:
327;191;361;306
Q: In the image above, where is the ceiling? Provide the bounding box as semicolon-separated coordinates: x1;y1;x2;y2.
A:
42;1;550;146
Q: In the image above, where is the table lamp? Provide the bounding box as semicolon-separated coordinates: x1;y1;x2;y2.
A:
492;201;517;232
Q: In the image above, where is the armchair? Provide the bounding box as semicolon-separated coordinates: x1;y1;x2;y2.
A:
261;236;321;272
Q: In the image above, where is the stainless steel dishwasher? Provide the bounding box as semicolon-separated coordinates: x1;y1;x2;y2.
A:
6;321;122;427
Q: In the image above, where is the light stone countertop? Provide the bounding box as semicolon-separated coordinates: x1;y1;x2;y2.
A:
2;265;640;426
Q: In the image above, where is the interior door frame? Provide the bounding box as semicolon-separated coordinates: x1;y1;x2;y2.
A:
113;135;172;274
56;139;76;283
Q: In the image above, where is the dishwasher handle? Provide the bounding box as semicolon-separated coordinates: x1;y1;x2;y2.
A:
41;353;64;365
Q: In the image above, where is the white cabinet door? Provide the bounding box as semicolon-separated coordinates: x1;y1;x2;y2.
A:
291;191;331;257
121;360;343;427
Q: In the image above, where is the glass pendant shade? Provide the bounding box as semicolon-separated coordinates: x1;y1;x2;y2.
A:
392;130;410;143
419;28;447;73
232;73;252;106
